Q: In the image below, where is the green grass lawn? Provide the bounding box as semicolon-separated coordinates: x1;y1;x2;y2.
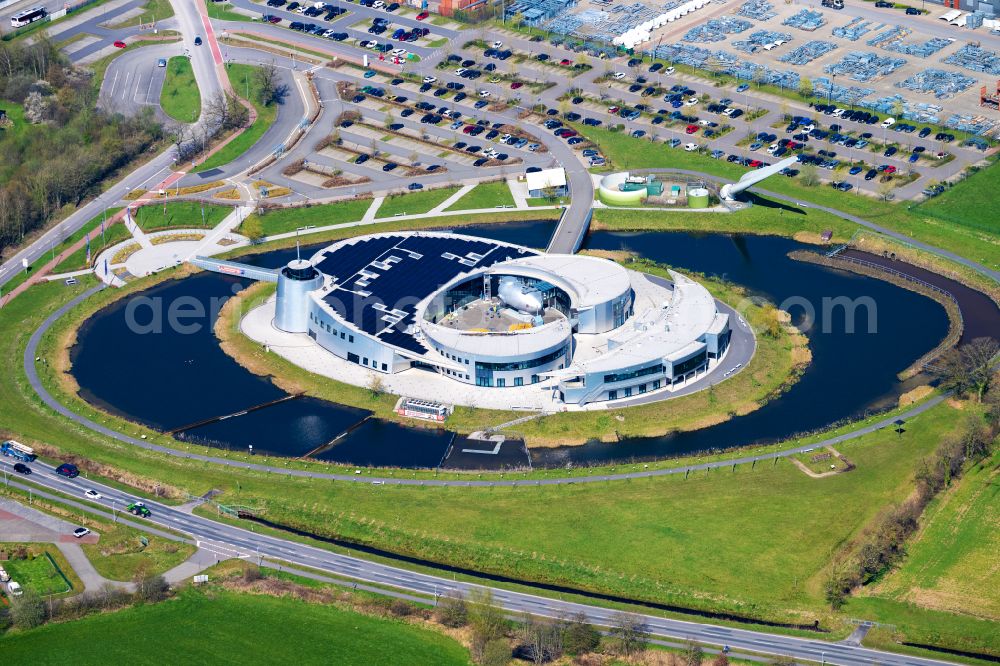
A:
445;181;516;211
242;198;373;236
133;201;230;231
0;588;470;664
1;550;72;596
575;124;1000;273
192;63;278;173
865;449;1000;621
377;186;460;217
0;101;27;140
160;56;201;123
205;1;251;21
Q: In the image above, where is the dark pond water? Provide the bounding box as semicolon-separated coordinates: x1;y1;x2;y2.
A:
70;220;952;468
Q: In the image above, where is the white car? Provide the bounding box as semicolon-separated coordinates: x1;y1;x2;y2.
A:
683;142;699;152
73;527;91;539
366;41;379;49
612;72;626;80
6;581;22;597
372;0;384;7
478;90;490;97
767;143;779;154
722;107;736;116
685;97;698;106
664;66;675;74
455;67;467;75
881;117;895;128
84;489;102;500
391;48;407;57
697;119;710;126
0;566;8;583
492;40;503;48
422;75;437;83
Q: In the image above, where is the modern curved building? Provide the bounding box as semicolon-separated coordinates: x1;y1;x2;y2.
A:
274;231;730;406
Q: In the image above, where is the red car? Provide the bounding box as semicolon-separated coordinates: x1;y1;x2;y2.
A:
510;81;523;89
883;165;897;174
416;11;429;19
560;58;572;66
607;106;619;114
748;159;763;168
463;125;475;134
268;16;281;23
685;124;698;134
113;40;127;48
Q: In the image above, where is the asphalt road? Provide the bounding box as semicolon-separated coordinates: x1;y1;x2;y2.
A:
0;456;963;666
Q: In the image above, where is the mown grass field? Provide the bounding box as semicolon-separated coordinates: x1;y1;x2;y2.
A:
243;198;374;236
160;56;200;123
81;524;195;582
193;64;279;174
0;588;470;665
865;449;1000;620
134;201;230;231
916;157;1000;236
205;1;251;21
445;181;516;211
377;186;461;217
575;124;1000;273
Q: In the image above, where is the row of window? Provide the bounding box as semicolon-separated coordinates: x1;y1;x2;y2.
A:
478;375;541;387
474;344;569;373
603;363;664;384
607;379;662;400
309;310;354;343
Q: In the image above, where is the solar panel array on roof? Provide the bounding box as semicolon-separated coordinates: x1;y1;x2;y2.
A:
315;234;532;354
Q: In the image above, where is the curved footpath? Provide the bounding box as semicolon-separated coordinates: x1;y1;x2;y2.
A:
28;285;946;486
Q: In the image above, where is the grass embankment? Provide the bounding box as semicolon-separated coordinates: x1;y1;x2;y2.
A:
160;56;201;123
377;186;462;217
0;587;469;665
243;198;374;236
51;210;128;273
916;157;1000;236
4;277;996;653
192;64;279;174
575;124;1000;274
133;201;231;231
444;180;516;211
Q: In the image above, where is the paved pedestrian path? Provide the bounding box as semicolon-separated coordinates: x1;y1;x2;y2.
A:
429;183;476;214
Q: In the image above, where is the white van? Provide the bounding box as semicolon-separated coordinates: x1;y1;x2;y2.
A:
7;581;22;597
0;566;8;583
881;117;895;128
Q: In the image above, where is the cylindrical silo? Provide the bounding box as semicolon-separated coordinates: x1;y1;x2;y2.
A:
274;259;323;333
688;187;710;208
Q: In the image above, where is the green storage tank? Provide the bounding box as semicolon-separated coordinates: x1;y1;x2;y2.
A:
688;187;710;209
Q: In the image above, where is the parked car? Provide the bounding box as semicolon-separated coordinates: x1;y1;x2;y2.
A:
73;527;91;538
56;463;79;478
407;183;423;190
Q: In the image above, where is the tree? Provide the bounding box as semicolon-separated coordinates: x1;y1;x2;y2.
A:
876;178;895;202
384;112;394;128
799;76;813;98
563;612;601;655
9;589;46;629
134;573;169;603
518;613;563;665
469;589;507;663
760;304;784;338
435;591;469;627
684;641;705;666
799;163;820;187
206;92;250;132
480;638;511;666
935;337;1000;402
367;372;386;399
609;611;649;658
255;62;289;106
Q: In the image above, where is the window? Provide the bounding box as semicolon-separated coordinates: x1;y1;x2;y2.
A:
465;358;469;365
604;364;664;384
623;387;632;397
363;357;369;366
608;390;618;400
652;379;661;390
340;332;345;339
638;383;647;394
381;363;388;371
514;377;523;387
349;335;354;343
497;378;505;387
531;374;539;384
474;344;568;373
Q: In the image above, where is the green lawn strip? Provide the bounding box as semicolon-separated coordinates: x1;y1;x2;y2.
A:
192;63;279;173
444;181;516;211
107;0;174;28
50;209;127;273
0;587;470;665
0;544;75;596
160;56;201;123
133;201;231;231
242;198;374;236
376;186;461;217
574;124;1000;272
0;101;27;139
205;1;252;21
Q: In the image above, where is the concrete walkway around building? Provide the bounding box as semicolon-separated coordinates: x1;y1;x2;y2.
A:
361;196;384;223
508;178;531;209
428;183;476;215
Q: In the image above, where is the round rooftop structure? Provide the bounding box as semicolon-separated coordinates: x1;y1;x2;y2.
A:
271;231;732;405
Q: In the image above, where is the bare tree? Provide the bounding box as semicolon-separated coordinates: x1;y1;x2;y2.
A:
206;92;250;132
609;611;649;658
935;337;1000;401
518;613;563;665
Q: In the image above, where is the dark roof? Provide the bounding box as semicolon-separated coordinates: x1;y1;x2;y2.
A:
315;233;533;354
